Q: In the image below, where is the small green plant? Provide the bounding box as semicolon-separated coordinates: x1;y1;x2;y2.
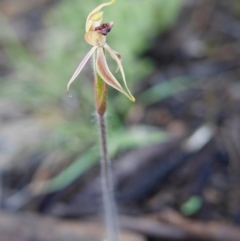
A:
67;1;135;240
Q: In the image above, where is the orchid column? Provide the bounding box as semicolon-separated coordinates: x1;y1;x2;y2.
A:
67;1;135;241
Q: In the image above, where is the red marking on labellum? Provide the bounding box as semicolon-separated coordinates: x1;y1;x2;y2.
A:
95;22;113;36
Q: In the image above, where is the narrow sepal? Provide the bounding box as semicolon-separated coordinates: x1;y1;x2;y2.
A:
67;46;97;94
104;43;121;72
104;44;135;102
96;47;135;102
105;43;122;61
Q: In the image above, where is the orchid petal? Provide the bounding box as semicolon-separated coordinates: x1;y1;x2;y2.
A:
105;43;122;61
86;0;115;32
96;47;135;102
67;46;97;94
104;43;121;72
104;44;135;101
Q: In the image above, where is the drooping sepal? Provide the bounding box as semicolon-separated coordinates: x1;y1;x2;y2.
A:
96;47;135;102
67;46;97;94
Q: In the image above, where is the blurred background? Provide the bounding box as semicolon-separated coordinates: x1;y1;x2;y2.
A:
1;0;240;240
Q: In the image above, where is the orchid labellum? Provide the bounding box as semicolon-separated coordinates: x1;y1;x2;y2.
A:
67;0;135;115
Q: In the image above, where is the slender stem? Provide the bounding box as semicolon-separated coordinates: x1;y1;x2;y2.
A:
98;113;120;241
93;49;120;241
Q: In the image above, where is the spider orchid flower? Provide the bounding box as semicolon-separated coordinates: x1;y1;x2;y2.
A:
67;0;135;104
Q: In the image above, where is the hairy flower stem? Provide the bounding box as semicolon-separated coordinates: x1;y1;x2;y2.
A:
98;113;120;241
94;51;120;241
